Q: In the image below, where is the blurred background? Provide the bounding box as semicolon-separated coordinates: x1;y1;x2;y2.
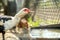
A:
0;0;60;40
1;0;60;24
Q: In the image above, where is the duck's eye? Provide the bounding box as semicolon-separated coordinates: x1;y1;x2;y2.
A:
23;9;30;13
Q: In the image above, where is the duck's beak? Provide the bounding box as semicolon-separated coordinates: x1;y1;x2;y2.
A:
28;9;34;13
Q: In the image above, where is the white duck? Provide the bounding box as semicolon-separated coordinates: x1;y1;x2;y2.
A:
0;8;31;31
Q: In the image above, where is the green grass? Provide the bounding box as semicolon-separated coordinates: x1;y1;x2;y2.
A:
28;17;44;27
28;17;60;27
